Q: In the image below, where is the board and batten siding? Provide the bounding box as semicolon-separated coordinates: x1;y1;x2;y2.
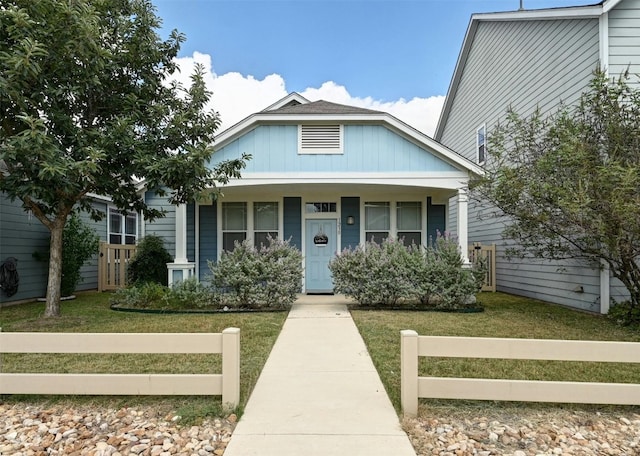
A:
608;0;640;82
439;18;604;311
212;125;458;173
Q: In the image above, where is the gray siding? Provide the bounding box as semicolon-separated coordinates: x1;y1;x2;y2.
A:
439;18;604;311
144;190;176;256
77;201;108;292
0;194;49;303
187;202;195;262
609;0;640;82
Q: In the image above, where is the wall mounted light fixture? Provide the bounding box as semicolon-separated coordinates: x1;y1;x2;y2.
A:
346;215;355;225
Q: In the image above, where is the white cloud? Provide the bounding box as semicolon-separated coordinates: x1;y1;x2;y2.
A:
170;52;444;137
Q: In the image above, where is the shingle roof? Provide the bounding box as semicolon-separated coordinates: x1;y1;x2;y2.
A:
264;100;384;115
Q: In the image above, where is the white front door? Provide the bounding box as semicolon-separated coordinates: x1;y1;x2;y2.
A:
305;219;337;293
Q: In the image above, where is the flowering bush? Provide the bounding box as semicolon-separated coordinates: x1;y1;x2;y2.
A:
209;237;302;308
330;234;485;310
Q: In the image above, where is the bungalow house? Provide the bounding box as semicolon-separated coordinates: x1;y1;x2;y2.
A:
434;0;640;313
0;93;481;303
162;93;483;293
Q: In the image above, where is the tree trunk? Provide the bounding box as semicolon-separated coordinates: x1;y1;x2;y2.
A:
44;221;65;317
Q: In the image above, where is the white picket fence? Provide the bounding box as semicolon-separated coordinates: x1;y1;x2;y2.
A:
401;330;640;417
0;328;240;408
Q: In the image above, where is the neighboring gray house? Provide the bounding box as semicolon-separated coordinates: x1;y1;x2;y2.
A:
435;0;640;313
0;192;145;305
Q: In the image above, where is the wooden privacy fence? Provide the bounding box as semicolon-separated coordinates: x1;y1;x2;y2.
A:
0;328;240;408
468;243;496;292
98;242;137;291
400;330;640;417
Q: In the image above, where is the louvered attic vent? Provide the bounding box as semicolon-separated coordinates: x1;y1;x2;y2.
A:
298;124;343;154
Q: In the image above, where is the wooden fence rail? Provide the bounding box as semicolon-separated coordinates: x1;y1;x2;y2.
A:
400;331;640;417
98;242;137;291
0;328;240;408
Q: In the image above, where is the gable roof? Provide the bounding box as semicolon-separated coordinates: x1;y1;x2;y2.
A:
434;1;606;140
265;99;384;116
215;93;483;176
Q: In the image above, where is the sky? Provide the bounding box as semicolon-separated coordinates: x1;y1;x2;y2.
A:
154;0;592;136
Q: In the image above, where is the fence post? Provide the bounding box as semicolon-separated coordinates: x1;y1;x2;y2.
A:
222;327;240;409
401;329;419;417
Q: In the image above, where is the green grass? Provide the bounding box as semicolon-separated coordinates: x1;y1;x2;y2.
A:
0;291;287;422
351;292;640;413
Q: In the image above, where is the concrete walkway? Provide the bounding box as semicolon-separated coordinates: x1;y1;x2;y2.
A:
224;295;417;456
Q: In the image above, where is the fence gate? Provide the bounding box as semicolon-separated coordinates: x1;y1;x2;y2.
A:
98;242;136;291
468;244;496;292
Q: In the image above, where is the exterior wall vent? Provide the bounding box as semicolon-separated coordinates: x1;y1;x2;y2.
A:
298;124;343;154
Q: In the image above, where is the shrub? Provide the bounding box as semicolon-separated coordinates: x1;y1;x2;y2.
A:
330;238;419;306
330;234;485;309
166;277;216;309
61;214;100;296
127;235;173;286
110;281;169;309
209;237;302;308
608;300;640;327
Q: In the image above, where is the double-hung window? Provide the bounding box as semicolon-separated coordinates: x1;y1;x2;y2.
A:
222;201;280;251
365;202;390;243
397;202;422;246
109;208;137;245
222;202;247;251
253;202;278;248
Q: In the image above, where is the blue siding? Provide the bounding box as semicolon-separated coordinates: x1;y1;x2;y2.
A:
340;197;360;249
427;197;446;246
283;197;302;250
212;125;458;173
77;201;108;292
198;203;217;280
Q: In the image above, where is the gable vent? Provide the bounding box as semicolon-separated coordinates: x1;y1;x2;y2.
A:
298;124;343;154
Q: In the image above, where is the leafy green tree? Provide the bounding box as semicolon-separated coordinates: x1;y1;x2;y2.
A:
0;0;247;316
471;70;640;313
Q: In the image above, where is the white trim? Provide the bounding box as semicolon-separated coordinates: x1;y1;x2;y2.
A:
603;0;624;14
599;12;609;76
262;92;310;112
360;199;426;248
107;206;138;245
216;172;470;191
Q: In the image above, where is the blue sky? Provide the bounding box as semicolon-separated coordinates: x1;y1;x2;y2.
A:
155;0;591;135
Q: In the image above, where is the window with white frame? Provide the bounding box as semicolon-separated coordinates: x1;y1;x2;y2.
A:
253;202;278;248
397;201;422;246
477;124;486;164
298;124;343;154
365;202;390;243
109;208;137;245
222;202;247;251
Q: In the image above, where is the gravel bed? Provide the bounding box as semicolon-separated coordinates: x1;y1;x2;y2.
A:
403;406;640;456
0;403;236;455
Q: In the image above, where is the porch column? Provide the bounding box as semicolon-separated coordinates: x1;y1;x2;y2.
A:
167;203;195;286
457;188;471;267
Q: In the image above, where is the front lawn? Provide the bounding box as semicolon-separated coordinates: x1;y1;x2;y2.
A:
351;292;640;413
0;291;287;422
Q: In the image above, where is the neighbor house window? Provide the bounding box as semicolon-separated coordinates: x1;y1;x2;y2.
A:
477;124;486;164
253;202;278;248
222;202;247;251
298;124;343;154
397;201;422;246
365;202;390;242
109;208;137;245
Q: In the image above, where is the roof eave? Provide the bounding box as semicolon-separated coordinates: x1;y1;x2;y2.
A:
434;4;603;141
